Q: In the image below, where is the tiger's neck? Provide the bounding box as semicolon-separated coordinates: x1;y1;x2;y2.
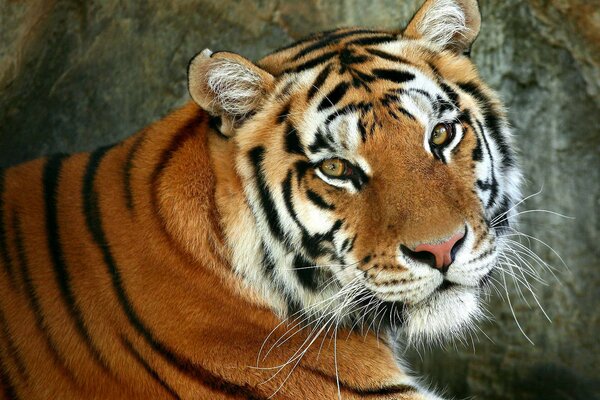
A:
110;102;412;397
121;103;415;397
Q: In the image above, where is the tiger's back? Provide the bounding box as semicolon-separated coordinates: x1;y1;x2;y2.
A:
0;105;223;398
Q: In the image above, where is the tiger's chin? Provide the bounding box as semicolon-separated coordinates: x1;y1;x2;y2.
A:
401;285;483;344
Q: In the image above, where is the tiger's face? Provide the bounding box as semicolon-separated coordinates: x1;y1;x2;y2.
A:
189;0;521;341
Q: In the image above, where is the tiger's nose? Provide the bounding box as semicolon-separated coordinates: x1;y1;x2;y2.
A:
401;230;465;273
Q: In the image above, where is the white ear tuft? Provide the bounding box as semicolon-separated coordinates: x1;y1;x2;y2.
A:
404;0;481;54
205;58;263;119
418;0;469;48
188;50;274;134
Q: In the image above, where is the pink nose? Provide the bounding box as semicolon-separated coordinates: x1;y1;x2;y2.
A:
413;231;465;269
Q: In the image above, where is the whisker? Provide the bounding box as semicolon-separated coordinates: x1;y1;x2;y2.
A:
491;187;545;224
500;269;535;345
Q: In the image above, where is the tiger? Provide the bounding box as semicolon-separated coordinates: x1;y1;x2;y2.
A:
0;0;522;398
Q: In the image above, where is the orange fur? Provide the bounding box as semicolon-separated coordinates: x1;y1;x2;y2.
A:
0;1;520;398
0;104;424;399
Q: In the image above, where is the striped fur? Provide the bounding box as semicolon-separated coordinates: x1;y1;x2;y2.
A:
0;1;520;398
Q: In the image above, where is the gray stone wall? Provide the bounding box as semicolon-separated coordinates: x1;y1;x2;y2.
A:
0;1;598;399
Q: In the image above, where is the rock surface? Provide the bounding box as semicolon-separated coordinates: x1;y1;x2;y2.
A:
0;1;598;399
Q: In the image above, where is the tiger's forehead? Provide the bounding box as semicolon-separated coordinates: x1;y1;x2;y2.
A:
258;28;468;78
259;28;478;130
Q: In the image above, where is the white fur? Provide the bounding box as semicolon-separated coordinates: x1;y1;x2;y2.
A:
404;286;483;344
207;58;262;118
417;0;470;49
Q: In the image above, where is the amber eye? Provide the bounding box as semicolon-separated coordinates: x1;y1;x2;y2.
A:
431;123;454;146
319;158;347;178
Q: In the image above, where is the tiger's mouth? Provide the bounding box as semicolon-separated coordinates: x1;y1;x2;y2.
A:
346;265;492;342
437;279;456;291
341;280;484;343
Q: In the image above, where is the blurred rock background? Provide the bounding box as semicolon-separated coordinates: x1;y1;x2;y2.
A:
0;0;598;398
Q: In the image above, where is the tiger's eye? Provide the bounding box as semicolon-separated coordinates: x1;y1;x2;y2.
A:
431;123;452;146
320;158;346;178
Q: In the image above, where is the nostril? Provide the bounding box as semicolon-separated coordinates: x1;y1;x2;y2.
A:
400;245;437;269
450;230;466;262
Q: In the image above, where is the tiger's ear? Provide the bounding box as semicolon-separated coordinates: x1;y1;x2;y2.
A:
403;0;481;54
188;49;275;136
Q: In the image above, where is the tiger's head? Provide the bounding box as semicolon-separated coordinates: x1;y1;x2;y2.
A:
188;0;521;342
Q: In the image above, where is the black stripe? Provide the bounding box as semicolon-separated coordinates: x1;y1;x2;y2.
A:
342;162;370;190
365;48;411;64
303;366;416;396
124;133;146;211
464;246;496;266
405;88;432;99
294;161;311;185
308;130;335;154
436;95;454;115
208;116;230;140
261;248;277;276
43;153;112;373
344;35;396;47
0;356;19;400
0;309;27;380
380;92;417;121
292;254;319;291
339;48;370;67
306;189;335;210
292;29;383;61
12;212;75;380
303;220;342;259
346;235;356;253
475;120;499;207
83;143;267;399
281;172;338;261
427;61;442;77
317;81;350;111
324;102;372;125
458;82;513;167
281;171;303;229
341;238;350;252
396;107;416;121
358;119;368;142
248;147;287;243
472;136;483;161
121;336;181;400
307;64;333;101
350;384;416;396
394;106;417;121
276;103;290;125
0;170;16;287
439;82;459;107
350;69;376;88
372;69;414;84
284;122;304;155
489;196;511;231
287;51;338;73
